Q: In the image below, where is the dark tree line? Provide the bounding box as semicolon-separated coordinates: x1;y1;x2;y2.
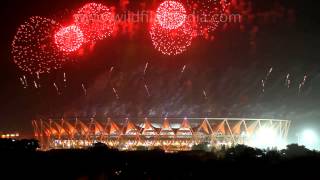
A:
0;139;319;180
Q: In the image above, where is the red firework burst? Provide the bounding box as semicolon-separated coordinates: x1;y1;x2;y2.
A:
150;20;193;56
11;16;68;74
156;1;187;30
187;0;224;36
54;25;84;53
73;3;115;43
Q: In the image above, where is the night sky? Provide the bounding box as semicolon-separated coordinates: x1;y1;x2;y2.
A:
1;0;320;141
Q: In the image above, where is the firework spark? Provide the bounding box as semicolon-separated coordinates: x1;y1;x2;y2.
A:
63;72;67;88
261;79;265;93
11;16;67;74
23;75;28;87
112;87;120;99
36;72;40;80
33;81;38;89
74;3;115;43
285;73;291;88
150;20;193;56
299;74;308;93
145;84;151;97
81;83;87;96
144;62;149;75
186;0;224;36
266;67;273;79
202;89;207;99
54;25;84;53
156;1;187;30
53;82;60;95
19;77;26;88
181;65;186;74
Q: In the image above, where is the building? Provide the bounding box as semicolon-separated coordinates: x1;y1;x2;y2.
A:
32;117;291;151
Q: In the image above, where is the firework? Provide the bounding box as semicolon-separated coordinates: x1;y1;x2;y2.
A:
220;0;231;12
202;89;207;99
23;75;28;87
74;3;115;43
299;74;308;93
155;1;187;30
34;81;39;89
81;83;87;96
19;77;24;85
144;84;151;97
181;65;186;74
267;67;273;78
109;66;114;74
150;20;193;56
53;82;60;95
261;79;265;93
19;77;26;88
303;74;307;83
285;73;291;88
11;16;67;74
112;87;120;99
54;25;84;53
108;66;114;79
63;72;67;88
187;0;223;36
144;62;149;75
36;72;40;80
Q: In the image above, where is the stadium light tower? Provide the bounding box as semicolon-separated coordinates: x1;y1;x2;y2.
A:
299;129;318;150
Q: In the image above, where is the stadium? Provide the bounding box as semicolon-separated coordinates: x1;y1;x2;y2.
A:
32;118;291;151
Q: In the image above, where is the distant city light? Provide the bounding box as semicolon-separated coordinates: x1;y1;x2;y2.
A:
0;133;20;139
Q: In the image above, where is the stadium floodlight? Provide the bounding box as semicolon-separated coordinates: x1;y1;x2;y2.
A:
299;129;318;150
255;127;277;148
250;127;286;149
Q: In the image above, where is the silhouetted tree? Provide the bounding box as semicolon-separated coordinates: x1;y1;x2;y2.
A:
0;139;39;151
281;144;311;158
192;142;211;151
265;150;282;162
136;146;148;151
225;144;264;160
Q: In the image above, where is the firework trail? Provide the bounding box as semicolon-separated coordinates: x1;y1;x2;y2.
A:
144;84;151;97
181;65;186;74
19;77;24;85
268;67;273;76
112;87;120;99
36;72;40;80
19;77;26;88
144;62;149;75
299;74;308;93
35;72;41;88
261;79;265;93
265;67;273;80
286;73;290;80
202;89;207;99
285;73;291;88
53;83;60;95
298;83;302;93
81;83;87;96
109;66;114;74
23;75;28;87
33;81;38;89
108;66;114;79
63;72;67;88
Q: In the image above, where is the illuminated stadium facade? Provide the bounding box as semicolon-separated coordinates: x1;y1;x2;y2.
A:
32;118;291;151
